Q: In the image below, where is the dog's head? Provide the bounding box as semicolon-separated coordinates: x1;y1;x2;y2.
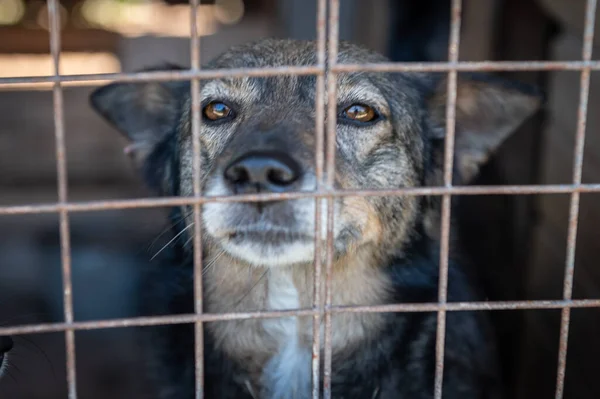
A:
90;39;541;268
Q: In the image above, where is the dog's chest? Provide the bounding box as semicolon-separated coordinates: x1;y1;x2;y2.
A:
205;257;391;398
262;270;301;339
259;270;312;399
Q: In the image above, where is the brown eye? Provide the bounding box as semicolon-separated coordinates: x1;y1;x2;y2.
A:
203;102;232;121
343;104;377;123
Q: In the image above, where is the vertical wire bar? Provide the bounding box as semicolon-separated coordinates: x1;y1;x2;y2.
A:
434;1;463;398
190;1;205;398
555;1;597;398
48;1;77;398
322;1;339;398
311;0;328;398
48;0;77;397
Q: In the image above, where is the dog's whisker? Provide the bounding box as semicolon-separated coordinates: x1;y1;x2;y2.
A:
150;223;195;261
203;249;227;276
14;336;56;381
146;212;190;253
182;236;194;248
233;268;270;310
7;362;20;374
5;369;18;385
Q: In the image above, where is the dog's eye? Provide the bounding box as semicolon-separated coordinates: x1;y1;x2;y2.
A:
342;104;377;123
203;102;232;121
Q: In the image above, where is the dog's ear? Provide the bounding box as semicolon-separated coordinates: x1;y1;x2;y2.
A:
427;73;543;183
89;65;187;169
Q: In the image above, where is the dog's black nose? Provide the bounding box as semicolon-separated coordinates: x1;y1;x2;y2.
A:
224;151;301;194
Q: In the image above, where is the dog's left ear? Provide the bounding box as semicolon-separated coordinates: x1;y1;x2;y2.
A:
427;73;543;183
89;65;187;169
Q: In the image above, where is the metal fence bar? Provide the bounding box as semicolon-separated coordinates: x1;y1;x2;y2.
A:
189;1;205;398
47;1;77;398
434;1;462;398
2;184;600;216
322;1;340;397
555;1;598;398
4;60;600;87
311;0;328;398
0;66;322;85
3;299;600;337
333;60;600;73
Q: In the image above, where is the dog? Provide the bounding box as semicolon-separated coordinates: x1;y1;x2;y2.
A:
0;335;13;378
90;39;541;398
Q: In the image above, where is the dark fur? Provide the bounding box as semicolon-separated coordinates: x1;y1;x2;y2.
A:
90;39;541;398
0;335;13;377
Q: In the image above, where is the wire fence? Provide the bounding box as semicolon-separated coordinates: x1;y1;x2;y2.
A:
0;0;597;398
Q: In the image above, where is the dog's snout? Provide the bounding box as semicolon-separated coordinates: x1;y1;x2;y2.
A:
224;151;301;194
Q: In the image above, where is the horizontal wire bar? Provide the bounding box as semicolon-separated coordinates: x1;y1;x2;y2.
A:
1;299;599;336
0;66;323;86
1;60;600;87
333;60;600;73
1;184;599;216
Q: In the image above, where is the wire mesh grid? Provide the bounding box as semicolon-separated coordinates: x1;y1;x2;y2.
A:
0;0;598;398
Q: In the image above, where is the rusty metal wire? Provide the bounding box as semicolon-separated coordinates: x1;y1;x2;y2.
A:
47;0;77;397
0;0;599;398
434;1;463;398
2;61;600;87
1;299;600;337
311;0;328;398
189;1;205;398
2;184;600;216
555;1;598;398
321;1;340;398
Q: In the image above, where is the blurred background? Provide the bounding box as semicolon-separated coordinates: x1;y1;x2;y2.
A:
0;0;599;398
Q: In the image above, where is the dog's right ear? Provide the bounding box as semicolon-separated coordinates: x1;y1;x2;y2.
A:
89;66;187;169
